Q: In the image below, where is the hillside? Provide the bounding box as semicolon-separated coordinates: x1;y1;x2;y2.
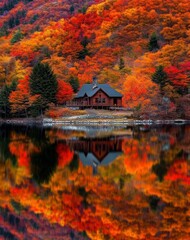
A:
0;0;190;119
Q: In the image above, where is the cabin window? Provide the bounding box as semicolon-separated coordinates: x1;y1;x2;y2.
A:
95;98;106;103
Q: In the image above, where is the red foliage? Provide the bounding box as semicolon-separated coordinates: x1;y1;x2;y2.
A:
56;80;73;104
9;142;30;168
165;159;190;185
165;66;189;88
56;143;74;168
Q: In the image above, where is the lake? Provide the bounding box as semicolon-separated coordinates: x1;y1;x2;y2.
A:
0;124;189;240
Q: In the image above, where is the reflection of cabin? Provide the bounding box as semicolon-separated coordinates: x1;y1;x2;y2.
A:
67;137;123;174
67;78;122;109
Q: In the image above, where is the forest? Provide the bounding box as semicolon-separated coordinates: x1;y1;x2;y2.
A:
0;0;190;119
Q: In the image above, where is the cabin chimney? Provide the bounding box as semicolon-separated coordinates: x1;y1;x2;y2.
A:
92;76;98;89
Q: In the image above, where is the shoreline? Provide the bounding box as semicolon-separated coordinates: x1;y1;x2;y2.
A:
1;117;190;127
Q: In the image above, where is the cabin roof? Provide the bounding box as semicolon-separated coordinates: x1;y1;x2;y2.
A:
75;83;123;98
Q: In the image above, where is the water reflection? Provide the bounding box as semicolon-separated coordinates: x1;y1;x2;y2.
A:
68;137;123;174
0;124;189;239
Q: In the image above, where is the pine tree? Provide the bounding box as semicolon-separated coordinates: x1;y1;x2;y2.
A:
0;81;17;118
10;29;23;44
152;65;168;90
70;5;74;14
77;37;89;60
68;76;79;93
148;33;159;51
29;62;58;104
119;57;125;70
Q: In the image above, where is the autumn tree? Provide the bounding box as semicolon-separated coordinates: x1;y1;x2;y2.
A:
0;56;25;87
123;75;159;118
56;80;73;104
9;76;30;117
165;65;190;95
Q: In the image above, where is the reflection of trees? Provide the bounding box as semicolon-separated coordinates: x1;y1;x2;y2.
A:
152;153;168;182
30;144;58;184
0;206;85;239
69;154;79;172
0;126;16;165
56;143;74;168
0;125;189;239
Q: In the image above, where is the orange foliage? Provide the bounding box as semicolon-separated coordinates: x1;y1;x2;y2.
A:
9;76;31;114
0;126;189;239
122;75;158;108
122;139;153;176
0;0;189;118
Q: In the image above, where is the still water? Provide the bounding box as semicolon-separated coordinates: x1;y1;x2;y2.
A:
0;124;189;240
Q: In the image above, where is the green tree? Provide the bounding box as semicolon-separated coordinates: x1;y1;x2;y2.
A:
119;57;125;70
68;76;79;93
152;65;169;91
0;24;8;37
29;62;58;104
148;33;159;51
78;6;87;14
70;5;74;14
30;96;48;117
0;81;17;118
77;37;89;60
10;29;23;44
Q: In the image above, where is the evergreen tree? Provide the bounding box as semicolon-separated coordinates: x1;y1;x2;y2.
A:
29;62;58;104
29;14;39;24
30;96;48;117
10;29;23;44
68;76;79;93
152;65;169;90
0;24;8;37
152;160;167;182
148;33;159;51
119;57;125;70
0;81;17;118
70;5;74;14
77;37;89;60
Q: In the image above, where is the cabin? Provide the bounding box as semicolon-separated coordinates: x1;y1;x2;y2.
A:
67;78;122;109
